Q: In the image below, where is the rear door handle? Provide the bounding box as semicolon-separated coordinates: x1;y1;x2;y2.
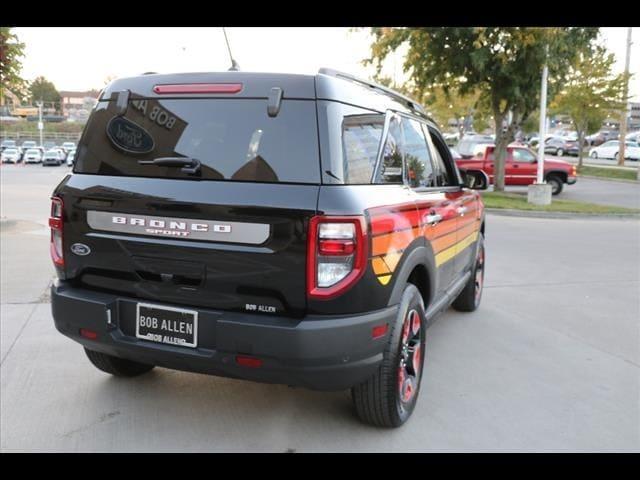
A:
424;213;442;226
457;206;468;216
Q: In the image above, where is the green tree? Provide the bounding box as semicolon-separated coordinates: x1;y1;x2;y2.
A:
29;76;61;111
365;27;598;191
550;44;627;167
0;27;28;101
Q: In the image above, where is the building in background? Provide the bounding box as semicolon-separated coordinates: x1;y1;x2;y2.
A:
59;90;100;120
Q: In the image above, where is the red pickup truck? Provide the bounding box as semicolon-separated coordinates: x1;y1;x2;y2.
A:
455;145;577;195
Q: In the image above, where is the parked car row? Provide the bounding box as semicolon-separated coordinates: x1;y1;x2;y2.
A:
1;139;77;166
589;140;640;161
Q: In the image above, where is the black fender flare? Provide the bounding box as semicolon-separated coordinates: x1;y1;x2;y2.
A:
387;239;437;308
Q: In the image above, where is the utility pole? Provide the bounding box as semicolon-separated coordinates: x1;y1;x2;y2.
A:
528;44;552;205
536;54;548;184
618;27;632;167
37;101;43;148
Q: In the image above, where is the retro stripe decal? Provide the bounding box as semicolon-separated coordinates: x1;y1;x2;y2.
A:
434;230;479;267
368;200;482;285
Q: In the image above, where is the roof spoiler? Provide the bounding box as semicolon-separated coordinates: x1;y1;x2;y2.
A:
318;68;429;118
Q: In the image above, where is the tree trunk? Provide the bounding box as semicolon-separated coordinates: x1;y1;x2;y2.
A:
493;111;519;192
493;112;507;192
577;129;585;168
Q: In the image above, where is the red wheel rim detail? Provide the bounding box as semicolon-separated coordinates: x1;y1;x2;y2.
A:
475;245;485;303
397;308;423;408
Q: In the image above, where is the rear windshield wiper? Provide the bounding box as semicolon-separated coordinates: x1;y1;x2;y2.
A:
138;157;201;175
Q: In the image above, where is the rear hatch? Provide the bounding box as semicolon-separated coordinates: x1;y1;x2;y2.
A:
55;73;321;317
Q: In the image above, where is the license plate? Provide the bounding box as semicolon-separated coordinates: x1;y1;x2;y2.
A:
135;303;198;348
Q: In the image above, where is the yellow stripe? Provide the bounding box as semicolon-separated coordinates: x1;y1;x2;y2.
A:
372;257;391;275
435;231;478;267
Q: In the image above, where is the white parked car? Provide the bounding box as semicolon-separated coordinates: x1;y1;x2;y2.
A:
23;148;43;164
562;131;578;141
1;148;21;163
625;131;639;144
61;141;77;153
66;149;76;166
589;140;640;161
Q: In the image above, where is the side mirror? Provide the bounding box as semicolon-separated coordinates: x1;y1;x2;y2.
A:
460;169;489;190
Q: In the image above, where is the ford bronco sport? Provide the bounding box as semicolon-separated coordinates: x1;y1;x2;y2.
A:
50;69;487;428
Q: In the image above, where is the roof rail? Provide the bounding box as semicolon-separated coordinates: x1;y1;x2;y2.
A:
318;67;427;117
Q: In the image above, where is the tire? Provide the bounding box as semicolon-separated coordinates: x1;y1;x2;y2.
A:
84;348;155;377
351;283;426;428
547;175;563;195
613;152;619;162
557;148;564;157
591;151;598;159
452;233;485;312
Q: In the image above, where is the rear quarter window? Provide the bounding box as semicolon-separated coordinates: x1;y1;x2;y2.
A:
74;97;321;183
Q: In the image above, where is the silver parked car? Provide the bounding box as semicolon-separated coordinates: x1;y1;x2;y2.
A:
42;149;65;166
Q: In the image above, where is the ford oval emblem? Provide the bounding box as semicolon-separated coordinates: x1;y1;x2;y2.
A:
106;116;155;154
71;243;91;256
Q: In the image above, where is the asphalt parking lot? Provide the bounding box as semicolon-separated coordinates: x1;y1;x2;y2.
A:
1;164;639;452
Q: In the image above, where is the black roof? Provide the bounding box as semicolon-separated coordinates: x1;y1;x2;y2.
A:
100;69;433;124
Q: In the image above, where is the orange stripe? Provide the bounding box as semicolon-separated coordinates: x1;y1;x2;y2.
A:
425;218;458;240
371;227;420;257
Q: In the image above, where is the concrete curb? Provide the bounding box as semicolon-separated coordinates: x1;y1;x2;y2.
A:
486;208;640;220
578;175;639;184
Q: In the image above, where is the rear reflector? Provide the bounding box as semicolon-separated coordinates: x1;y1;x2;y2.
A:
318;239;355;256
153;83;243;94
372;324;388;339
80;328;98;340
235;355;263;368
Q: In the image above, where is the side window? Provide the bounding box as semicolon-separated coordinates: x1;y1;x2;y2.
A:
425;126;456;187
342;114;385;184
375;114;404;184
403;118;436;188
513;148;536;162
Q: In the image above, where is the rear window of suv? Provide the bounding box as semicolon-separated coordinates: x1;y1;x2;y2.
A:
74;98;321;183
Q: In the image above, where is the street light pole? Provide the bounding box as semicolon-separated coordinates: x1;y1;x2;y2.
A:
37;101;43;148
618;27;632;167
536;50;548;184
527;44;552;205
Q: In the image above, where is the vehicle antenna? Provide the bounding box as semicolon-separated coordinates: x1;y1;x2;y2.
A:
222;27;241;71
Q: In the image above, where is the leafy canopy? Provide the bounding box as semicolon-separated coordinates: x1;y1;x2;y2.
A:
365;27;598;190
29;76;61;105
0;27;28;99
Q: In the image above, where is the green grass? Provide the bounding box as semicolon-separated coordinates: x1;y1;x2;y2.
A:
577;165;638;181
481;192;640;214
1;120;85;135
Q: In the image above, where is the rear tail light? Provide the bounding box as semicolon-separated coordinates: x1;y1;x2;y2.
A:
307;216;367;300
49;196;64;267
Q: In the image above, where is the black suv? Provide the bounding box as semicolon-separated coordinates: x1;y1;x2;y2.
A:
50;69;487;428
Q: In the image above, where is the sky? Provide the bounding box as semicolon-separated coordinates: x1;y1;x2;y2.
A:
12;27;640;101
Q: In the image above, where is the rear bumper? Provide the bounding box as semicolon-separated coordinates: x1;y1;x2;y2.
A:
567;176;577;185
51;281;396;391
